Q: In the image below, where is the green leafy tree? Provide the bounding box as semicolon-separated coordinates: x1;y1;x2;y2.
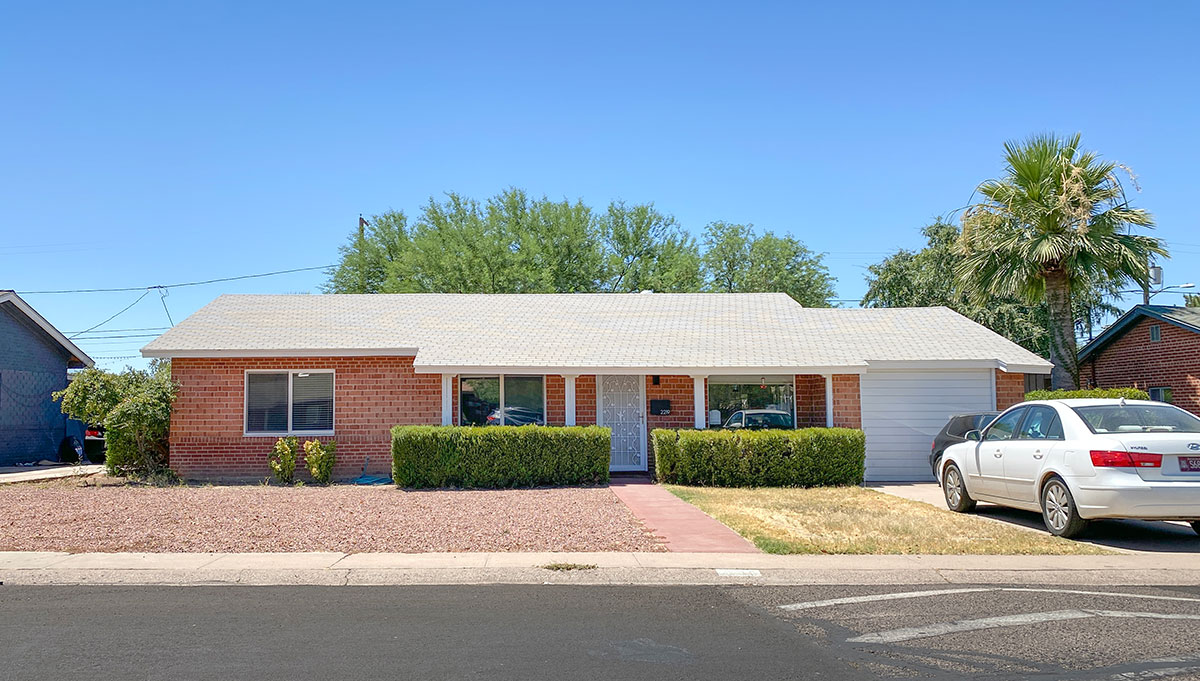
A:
701;221;835;306
323;211;411;294
955;134;1164;388
863;221;1122;357
1184;294;1200;307
54;360;176;477
598;201;701;292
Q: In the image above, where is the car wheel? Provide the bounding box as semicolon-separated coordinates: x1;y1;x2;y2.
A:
942;463;976;513
1040;477;1088;538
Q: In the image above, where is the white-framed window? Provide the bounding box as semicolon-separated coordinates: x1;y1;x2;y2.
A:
244;370;334;436
1149;386;1174;404
707;375;796;429
1150;324;1162;342
459;375;546;426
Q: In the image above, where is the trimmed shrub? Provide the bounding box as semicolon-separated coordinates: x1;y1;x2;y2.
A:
1025;387;1150;401
651;428;865;487
269;437;299;484
392;425;610;488
303;439;337;484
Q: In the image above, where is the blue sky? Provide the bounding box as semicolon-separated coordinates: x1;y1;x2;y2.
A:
3;1;1198;370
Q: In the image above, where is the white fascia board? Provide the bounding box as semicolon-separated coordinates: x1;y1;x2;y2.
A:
410;364;868;376
999;361;1053;375
140;347;421;359
0;291;94;367
864;359;1001;371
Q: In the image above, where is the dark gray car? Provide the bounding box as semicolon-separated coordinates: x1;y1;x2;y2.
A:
930;411;999;475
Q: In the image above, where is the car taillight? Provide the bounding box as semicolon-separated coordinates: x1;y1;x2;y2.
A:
1089;450;1162;468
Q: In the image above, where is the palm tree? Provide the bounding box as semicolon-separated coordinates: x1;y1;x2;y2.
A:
956;133;1165;389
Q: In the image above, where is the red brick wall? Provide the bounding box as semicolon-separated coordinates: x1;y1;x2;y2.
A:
1081;316;1200;416
831;374;861;429
545;375;566;426
795;374;827;427
645;375;699;431
169;356;440;479
575;375;597;425
995;370;1027;410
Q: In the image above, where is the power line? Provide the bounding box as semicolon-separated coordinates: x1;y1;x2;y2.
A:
68;290;150;339
64;326;169;335
18;264;333;295
68;333;162;340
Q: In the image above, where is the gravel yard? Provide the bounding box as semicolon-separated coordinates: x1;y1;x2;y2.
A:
0;480;664;553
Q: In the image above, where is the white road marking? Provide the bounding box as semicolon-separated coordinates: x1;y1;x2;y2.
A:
847;609;1094;644
847;609;1200;644
778;587;1200;612
1106;666;1200;680
715;569;761;577
778;588;992;611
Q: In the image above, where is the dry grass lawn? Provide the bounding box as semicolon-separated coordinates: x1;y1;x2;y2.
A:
666;485;1112;555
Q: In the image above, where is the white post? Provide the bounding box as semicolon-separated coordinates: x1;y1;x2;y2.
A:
564;375;577;426
692;375;707;429
824;374;834;427
441;374;454;426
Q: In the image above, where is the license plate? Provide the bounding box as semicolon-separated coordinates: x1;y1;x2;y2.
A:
1181;457;1200;472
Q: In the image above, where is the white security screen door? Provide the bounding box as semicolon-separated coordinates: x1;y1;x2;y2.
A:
599;375;646;471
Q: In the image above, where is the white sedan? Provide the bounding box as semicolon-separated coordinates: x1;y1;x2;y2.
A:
939;398;1200;538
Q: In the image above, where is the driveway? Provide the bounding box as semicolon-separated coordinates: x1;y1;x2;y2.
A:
871;482;1200;553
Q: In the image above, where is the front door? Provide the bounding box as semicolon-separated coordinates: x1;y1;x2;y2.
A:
972;406;1026;499
599;375;646;471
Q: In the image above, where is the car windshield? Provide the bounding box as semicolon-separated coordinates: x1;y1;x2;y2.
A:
1072;404;1200;433
746;412;793;428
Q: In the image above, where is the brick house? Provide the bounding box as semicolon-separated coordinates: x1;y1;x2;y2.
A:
1078;305;1200;416
141;293;1051;482
0;291;93;465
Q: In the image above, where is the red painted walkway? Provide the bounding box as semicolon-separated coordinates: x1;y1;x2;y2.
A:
608;479;759;553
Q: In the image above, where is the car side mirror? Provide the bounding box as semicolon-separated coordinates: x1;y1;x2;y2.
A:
965;430;981;441
726;422;741;429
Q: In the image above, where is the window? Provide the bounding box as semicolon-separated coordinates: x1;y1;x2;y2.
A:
1150;324;1162;342
984;407;1026;441
1149;386;1174;404
245;371;334;435
723;411;745;428
459;375;545;426
708;379;795;429
1016;406;1063;441
1073;404;1200;433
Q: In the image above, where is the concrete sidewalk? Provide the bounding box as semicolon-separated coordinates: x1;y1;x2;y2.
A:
0;464;105;485
4;551;1200;586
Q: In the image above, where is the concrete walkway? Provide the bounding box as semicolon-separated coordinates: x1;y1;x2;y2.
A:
4;551;1200;586
608;478;758;553
0;464;105;485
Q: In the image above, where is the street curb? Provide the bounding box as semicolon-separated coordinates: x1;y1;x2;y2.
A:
4;552;1200;586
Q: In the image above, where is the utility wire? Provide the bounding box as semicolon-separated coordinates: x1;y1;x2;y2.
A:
18;264;333;295
68;290;150;339
65;326;169;335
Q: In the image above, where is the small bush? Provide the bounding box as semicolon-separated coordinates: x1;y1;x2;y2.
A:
391;425;610;488
1025;387;1150;401
269;437;299;484
651;428;865;487
304;439;337;485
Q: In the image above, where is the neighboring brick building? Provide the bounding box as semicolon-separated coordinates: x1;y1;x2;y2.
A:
0;291;93;465
144;293;1049;481
1078;305;1200;417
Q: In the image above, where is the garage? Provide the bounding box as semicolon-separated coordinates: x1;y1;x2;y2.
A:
860;369;995;481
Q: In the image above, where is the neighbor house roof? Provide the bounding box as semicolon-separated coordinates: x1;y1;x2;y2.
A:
141;293;1051;374
0;290;94;369
1078;304;1200;362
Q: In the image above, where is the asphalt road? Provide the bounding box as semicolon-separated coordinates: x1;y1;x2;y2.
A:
4;584;1200;680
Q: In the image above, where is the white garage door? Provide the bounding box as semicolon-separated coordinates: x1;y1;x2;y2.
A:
860;370;995;482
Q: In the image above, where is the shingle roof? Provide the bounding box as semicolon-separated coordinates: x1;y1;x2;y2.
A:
141;293;1051;373
1078;304;1200;362
0;290;93;368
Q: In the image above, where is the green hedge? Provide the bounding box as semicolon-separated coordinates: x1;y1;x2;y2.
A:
391;425;610;488
1025;387;1150;401
652;428;865;487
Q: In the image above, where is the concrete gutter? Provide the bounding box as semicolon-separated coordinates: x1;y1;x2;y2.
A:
3;551;1200;586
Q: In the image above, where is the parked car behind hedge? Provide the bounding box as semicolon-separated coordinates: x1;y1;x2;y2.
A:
652;428;865;487
392;425;610;488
